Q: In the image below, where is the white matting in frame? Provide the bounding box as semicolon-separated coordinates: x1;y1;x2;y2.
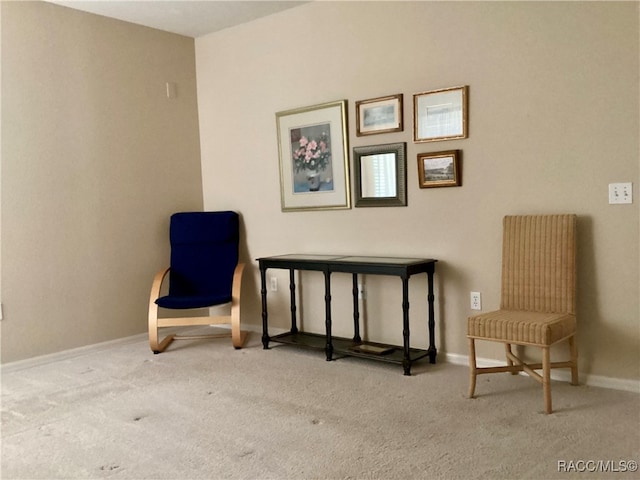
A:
413;86;468;143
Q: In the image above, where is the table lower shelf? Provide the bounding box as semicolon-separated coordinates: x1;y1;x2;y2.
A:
269;331;432;366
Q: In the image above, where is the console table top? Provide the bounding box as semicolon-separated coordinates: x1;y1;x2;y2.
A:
257;254;437;266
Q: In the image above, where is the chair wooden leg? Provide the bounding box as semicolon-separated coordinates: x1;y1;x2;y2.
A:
231;302;243;349
150;333;175;354
542;346;552;414
568;335;579;386
468;338;477;398
231;263;246;349
149;299;176;354
149;267;174;353
505;343;518;375
148;301;174;354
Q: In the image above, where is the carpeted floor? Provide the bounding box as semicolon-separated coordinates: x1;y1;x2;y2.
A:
2;331;639;479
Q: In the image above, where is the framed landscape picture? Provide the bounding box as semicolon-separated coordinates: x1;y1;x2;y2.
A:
276;100;351;211
417;150;461;188
355;94;403;136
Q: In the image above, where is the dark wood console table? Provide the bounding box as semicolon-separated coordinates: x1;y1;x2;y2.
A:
257;254;437;375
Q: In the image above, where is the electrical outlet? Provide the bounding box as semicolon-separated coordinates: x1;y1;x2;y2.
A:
608;182;633;204
270;277;278;292
470;292;482;310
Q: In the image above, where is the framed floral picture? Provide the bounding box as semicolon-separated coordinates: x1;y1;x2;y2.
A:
417;150;461;188
355;94;403;136
276;100;351;211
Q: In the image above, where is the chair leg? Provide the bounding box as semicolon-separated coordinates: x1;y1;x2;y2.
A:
230;263;246;349
468;338;477;398
148;301;174;354
505;343;518;375
149;296;174;354
148;298;174;353
231;301;243;349
568;335;579;386
150;332;175;354
542;346;552;414
148;268;175;353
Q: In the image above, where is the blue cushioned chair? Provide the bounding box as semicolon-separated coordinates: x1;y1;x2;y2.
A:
148;211;247;353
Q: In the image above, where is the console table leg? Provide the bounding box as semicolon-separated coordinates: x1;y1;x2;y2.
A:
260;266;270;349
402;276;411;376
289;269;298;334
427;264;437;364
324;270;333;361
352;273;361;343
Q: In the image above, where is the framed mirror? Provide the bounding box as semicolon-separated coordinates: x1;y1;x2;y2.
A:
353;142;407;207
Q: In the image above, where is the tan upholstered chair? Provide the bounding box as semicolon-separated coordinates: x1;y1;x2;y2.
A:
467;214;578;414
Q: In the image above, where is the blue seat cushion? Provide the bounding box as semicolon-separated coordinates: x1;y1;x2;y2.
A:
155;293;232;310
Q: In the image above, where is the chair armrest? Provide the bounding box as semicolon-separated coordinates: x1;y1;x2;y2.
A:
149;267;170;310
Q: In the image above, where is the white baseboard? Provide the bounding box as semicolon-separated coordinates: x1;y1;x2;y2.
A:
445;352;640;394
254;326;640;393
3;331;639;394
1;333;148;374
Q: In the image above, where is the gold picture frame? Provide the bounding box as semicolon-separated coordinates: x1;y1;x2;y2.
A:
417;150;461;188
413;86;468;143
356;94;403;136
275;100;351;211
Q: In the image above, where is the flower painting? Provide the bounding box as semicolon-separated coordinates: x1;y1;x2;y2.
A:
290;123;334;193
276;100;350;211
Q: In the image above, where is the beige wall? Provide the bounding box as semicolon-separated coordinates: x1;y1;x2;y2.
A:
1;2;203;362
196;2;639;382
2;1;638;385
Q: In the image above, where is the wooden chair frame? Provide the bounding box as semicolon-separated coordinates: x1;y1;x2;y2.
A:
468;334;578;414
148;263;247;353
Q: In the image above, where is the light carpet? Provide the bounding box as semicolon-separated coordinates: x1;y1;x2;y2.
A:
2;332;639;480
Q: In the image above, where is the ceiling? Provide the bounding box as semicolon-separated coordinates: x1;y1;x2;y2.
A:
47;1;308;38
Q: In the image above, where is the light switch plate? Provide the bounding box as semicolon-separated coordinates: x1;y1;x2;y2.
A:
608;183;633;204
